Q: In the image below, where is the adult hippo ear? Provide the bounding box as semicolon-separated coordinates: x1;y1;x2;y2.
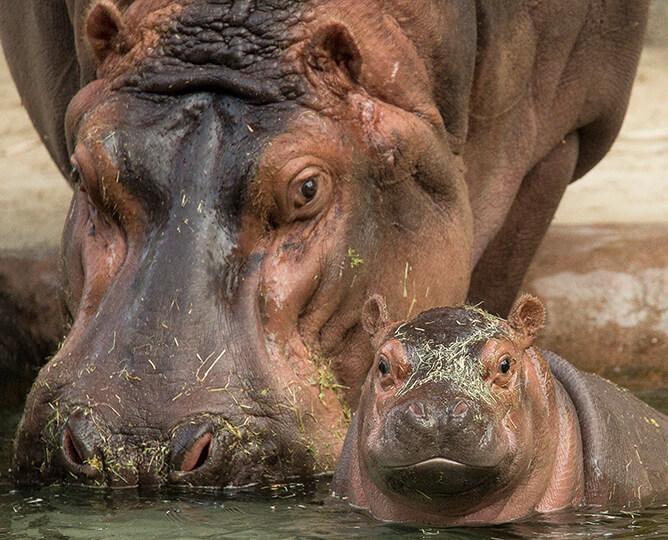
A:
304;22;362;96
361;295;392;349
85;0;131;67
507;294;546;348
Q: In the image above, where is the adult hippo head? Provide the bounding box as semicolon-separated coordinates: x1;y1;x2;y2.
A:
12;0;475;486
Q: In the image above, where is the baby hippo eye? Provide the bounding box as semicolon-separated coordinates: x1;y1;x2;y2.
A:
378;356;390;376
300;177;318;201
499;356;512;374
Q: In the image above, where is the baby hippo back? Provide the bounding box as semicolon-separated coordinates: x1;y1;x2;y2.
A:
544;350;668;508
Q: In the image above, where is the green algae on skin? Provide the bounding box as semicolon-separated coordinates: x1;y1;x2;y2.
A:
393;305;509;405
346;247;364;268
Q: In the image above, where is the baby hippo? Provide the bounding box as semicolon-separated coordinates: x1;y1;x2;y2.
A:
332;294;668;526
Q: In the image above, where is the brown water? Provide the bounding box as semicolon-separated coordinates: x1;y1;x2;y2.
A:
1;389;666;539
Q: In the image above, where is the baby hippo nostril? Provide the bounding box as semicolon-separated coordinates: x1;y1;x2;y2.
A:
408;402;427;419
451;400;470;418
405;401;437;429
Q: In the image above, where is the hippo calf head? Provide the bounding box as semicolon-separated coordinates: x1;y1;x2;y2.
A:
14;1;474;486
351;294;551;518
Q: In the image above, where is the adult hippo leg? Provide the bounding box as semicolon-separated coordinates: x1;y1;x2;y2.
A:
0;1;84;177
468;132;579;316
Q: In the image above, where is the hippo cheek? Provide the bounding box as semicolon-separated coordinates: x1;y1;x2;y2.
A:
61;185;129;320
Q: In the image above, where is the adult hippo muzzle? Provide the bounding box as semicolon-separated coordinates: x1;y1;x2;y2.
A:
12;1;473;486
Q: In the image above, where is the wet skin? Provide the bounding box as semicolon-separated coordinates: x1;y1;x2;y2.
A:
333;295;668;526
0;0;649;486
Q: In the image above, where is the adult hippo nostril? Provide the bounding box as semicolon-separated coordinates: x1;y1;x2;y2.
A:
180;432;213;473
59;412;104;481
168;422;218;482
62;427;84;466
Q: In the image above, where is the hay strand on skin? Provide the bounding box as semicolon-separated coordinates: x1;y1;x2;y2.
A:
394;305;509;405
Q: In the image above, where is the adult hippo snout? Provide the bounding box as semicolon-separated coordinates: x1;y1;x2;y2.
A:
54;409;271;487
56;408;256;486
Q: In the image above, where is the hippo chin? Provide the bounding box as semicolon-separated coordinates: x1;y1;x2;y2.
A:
332;295;668;526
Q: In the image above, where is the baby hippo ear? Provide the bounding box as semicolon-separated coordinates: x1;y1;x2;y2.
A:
361;295;390;338
508;294;546;342
86;0;130;66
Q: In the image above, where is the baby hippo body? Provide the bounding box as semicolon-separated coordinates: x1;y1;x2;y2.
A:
332;295;668;526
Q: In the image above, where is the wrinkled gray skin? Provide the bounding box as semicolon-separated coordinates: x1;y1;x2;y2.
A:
0;1;650;487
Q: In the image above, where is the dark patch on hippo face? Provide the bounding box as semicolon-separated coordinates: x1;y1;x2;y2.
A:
14;0;475;488
357;304;542;514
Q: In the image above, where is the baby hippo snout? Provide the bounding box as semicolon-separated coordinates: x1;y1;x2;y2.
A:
372;393;489;470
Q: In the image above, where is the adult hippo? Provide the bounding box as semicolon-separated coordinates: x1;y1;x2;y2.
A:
333;295;668;525
0;1;648;486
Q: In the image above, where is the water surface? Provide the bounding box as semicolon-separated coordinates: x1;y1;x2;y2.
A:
1;389;666;539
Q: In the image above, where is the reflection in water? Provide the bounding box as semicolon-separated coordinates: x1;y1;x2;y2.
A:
1;389;666;539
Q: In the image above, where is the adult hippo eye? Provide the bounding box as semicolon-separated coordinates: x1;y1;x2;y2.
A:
378;356;390;376
70;152;89;188
499;356;512;374
274;163;333;223
291;167;324;210
299;177;318;201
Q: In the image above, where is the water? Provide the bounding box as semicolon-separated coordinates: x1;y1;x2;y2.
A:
1;389;666;539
